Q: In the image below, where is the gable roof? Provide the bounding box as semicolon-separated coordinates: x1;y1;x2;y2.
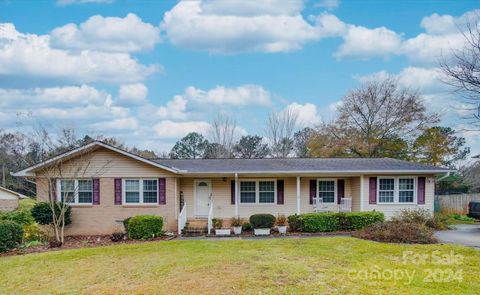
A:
12;141;453;177
153;157;452;174
12;141;182;177
0;186;24;199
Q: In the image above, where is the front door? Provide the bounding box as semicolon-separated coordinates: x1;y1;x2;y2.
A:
195;180;211;217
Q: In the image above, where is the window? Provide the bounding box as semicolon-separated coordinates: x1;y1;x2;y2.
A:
398;178;415;203
378;178;395;203
239;180;276;204
240;181;256;203
58;179;92;204
123;179;158;204
318;180;336;203
259;181;275;203
377;177;416;204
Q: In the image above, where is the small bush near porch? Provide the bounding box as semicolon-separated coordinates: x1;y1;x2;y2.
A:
1;237;479;294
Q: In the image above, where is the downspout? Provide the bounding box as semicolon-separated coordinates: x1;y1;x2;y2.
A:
437;172;451;182
235;173;239;217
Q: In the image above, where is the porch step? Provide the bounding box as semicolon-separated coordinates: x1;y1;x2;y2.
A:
182;226;207;237
186;219;208;228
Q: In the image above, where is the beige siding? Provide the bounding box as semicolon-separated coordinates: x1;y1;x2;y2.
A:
351;177;361;211
360;175;435;218
0;199;18;211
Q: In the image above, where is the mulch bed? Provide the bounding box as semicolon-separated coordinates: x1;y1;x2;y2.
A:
1;234;175;257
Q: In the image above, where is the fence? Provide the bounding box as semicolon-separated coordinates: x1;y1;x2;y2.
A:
435;194;480;214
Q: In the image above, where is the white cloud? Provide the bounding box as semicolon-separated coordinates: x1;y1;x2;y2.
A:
51;13;160;52
157;95;188;120
161;0;328;53
0;23;158;85
335;25;402;59
56;0;113;5
283;102;321;127
314;0;340;10
118;83;148;104
184;84;272;106
153;120;212;138
90;117;139;130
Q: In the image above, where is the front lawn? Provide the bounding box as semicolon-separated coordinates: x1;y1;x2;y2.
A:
1;237;479;294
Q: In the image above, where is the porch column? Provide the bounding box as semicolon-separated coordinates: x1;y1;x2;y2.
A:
174;177;178;219
360;175;364;211
296;176;301;214
235;173;239;216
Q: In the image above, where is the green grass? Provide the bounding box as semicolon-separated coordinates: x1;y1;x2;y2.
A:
1;237;479;294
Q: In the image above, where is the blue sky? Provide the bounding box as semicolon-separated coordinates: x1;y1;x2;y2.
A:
0;0;479;155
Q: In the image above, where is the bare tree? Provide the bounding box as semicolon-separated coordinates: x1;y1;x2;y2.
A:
440;15;480;122
265;108;299;157
208;114;238;158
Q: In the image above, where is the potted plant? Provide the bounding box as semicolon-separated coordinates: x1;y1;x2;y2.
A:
276;214;288;234
230;216;243;235
213;218;230;236
249;214;275;236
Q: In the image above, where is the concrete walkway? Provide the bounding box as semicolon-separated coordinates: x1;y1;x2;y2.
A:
435;224;480;248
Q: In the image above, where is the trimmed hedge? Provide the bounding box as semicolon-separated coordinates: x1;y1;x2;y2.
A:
0;209;34;226
31;202;72;226
249;214;276;229
0;220;23;252
127;215;163;240
289;211;385;233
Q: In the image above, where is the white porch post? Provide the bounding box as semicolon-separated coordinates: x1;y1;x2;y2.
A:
235;173;239;216
174;177;178;219
296;176;301;214
360;175;364;212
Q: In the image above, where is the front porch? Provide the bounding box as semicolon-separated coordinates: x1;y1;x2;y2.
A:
177;175;365;234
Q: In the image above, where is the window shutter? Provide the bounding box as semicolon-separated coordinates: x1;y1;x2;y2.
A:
93;178;100;205
50;179;57;201
337;179;345;204
114;178;122;205
277;180;284;205
369;177;377;204
159;178;166;205
231;180;235;205
309;179;316;205
417;177;426;205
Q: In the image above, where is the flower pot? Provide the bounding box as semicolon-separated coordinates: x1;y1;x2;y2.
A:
254;228;271;236
278;225;287;234
215;228;231;236
233;226;242;235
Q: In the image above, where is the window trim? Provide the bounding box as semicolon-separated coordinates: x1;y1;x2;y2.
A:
56;179;93;205
122;178;159;205
239;179;277;205
377;176;417;204
316;178;337;204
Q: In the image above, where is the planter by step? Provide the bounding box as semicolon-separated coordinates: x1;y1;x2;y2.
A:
233;226;242;235
254;228;271;236
277;225;287;234
215;228;231;236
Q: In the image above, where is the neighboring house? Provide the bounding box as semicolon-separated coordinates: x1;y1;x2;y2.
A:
0;186;22;211
13;141;452;235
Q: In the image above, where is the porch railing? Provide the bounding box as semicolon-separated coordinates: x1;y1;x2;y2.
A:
207;194;213;235
178;201;187;235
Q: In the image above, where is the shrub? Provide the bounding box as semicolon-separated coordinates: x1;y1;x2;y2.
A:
123;217;132;232
110;232;126;242
0;220;23;252
242;222;252;231
287;214;303;232
299;213;339;232
427;214;449;230
127;215;163;240
339;211;385;230
276;214;287;226
249;214;276;229
22;223;49;242
31;202;71;226
393;209;447;230
353;221;437;244
230;217;243;227
0;209;35;226
212;218;223;229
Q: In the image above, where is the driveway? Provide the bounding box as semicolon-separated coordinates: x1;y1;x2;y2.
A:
435;224;480;248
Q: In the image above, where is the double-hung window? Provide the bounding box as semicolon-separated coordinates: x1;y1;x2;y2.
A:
58;179;92;204
240;180;276;204
377;177;416;204
124;179;158;204
318;180;336;203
